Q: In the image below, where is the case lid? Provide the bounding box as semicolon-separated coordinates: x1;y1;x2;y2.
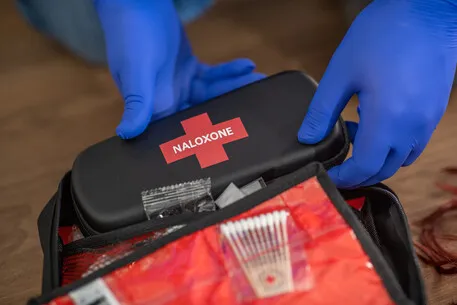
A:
71;71;349;233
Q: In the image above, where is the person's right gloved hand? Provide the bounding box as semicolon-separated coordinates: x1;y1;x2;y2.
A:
298;0;457;188
94;0;264;139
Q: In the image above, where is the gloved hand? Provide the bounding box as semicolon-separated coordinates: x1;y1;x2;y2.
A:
94;0;264;139
298;0;457;188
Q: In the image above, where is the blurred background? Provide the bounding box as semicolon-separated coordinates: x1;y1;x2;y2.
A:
0;0;456;304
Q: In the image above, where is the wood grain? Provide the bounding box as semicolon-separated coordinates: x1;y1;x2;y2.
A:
0;0;456;304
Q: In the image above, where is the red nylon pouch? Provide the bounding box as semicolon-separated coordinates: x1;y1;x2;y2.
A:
30;163;425;305
56;196;365;286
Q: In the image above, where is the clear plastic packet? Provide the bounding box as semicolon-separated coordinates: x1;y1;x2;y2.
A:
220;210;313;301
240;177;267;196
216;178;267;209
215;183;246;209
142;178;215;219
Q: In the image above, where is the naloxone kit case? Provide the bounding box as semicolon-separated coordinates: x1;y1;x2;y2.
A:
71;71;350;234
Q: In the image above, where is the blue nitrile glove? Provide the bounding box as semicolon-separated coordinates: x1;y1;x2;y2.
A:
94;0;264;139
298;0;457;188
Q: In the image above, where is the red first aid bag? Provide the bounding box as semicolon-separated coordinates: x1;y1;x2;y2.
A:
29;163;426;305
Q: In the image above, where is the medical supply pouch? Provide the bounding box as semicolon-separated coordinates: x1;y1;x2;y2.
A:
69;71;349;235
29;163;426;305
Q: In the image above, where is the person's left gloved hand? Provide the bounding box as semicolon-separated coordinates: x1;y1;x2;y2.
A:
94;0;264;139
298;0;457;188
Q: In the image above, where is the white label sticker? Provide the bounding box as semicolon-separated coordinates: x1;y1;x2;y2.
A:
69;279;120;305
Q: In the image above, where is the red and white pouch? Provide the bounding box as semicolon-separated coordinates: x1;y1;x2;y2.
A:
29;163;425;305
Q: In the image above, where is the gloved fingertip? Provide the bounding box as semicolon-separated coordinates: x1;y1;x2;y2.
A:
252;72;267;79
200;58;257;80
327;166;343;187
297;92;344;145
190;72;265;104
232;58;256;71
116;127;129;140
328;166;358;189
402;148;422;167
116;97;153;140
116;121;145;140
297;120;327;145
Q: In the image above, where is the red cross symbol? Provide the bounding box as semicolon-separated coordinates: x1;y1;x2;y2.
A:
159;113;249;168
266;275;276;284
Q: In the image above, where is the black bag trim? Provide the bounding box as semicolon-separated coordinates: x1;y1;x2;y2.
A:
30;162;414;305
341;186;426;305
37;177;67;294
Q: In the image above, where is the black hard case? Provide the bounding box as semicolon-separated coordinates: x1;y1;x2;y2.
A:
70;71;349;234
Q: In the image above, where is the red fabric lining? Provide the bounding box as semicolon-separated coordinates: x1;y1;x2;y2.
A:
58;227;74;245
347;197;366;210
49;177;393;305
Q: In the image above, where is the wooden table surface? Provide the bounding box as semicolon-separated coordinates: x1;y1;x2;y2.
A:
0;0;456;304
